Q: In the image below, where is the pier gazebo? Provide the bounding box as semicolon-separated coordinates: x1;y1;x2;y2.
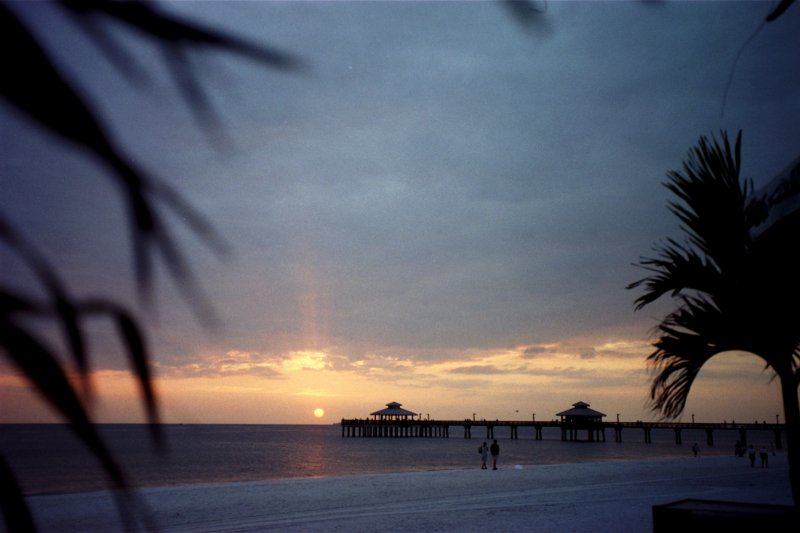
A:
557;401;607;442
339;401;442;437
370;401;418;421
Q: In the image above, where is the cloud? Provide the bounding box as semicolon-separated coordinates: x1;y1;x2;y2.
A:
289;390;343;397
521;346;551;359
156;350;286;379
449;365;508;375
155;348;353;381
1;1;796;424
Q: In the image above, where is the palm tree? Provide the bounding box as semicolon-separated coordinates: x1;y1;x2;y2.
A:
628;130;800;507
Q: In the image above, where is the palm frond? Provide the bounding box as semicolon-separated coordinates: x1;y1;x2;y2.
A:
1;219;160;530
663;131;751;270
647;300;723;418
630;131;752;316
766;0;795;22
81;299;163;446
0;319;127;490
60;0;303;130
628;238;721;310
502;0;548;29
1;216;162;431
0;455;36;533
1;5;228;319
0;216;92;395
62;0;302;69
1;2;306;529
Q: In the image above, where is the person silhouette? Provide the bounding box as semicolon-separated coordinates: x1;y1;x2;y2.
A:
747;445;756;467
479;442;489;469
490;439;500;470
759;446;769;468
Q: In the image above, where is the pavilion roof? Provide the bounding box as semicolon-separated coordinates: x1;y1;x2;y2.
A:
370;401;417;417
556;401;606;418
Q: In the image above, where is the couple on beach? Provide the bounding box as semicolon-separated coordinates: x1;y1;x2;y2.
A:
479;440;500;470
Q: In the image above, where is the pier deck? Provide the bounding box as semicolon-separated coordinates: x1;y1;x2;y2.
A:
340;418;786;448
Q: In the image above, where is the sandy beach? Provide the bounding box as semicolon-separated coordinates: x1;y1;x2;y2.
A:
18;455;792;533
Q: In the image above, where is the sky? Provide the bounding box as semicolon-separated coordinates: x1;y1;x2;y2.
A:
1;1;799;426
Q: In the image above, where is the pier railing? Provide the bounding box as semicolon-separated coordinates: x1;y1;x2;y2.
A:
339;418;787;448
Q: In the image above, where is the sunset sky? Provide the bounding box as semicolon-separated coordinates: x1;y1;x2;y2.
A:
1;1;798;426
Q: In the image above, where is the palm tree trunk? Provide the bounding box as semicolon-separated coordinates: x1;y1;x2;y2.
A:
778;368;800;508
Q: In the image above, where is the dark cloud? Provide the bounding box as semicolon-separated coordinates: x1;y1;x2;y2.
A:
449;365;507;375
521;346;550;359
2;1;798;375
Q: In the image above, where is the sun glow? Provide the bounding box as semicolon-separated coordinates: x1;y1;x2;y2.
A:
283;351;329;371
313;408;325;418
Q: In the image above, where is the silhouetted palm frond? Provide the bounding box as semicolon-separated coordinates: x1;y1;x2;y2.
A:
1;1;302;311
0;455;36;533
60;0;303;130
2;4;223;320
627;238;721;310
766;0;795;22
0;238;159;524
503;0;548;29
0;1;304;530
663;131;751;267
1;216;160;435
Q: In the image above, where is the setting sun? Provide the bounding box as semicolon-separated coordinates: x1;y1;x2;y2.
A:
313;408;325;418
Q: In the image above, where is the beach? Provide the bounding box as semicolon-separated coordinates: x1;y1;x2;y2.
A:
21;455;792;533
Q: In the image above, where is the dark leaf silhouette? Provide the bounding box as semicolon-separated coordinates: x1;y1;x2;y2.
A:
766;0;795;21
81;299;162;445
1;455;36;533
0;1;304;531
61;0;303;128
0;216;92;394
1;216;159;480
1;3;225;320
63;0;301;68
628;239;720;311
503;0;547;27
1;318;127;489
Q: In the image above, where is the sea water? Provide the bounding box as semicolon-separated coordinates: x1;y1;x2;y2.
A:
0;423;758;495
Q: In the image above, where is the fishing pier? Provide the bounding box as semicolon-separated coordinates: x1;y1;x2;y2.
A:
341;401;787;449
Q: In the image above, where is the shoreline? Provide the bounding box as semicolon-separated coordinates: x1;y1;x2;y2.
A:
22;456;793;533
4;423;772;497
16;449;757;498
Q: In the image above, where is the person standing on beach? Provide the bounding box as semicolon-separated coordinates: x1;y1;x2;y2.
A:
490;439;500;470
759;446;769;468
479;442;489;469
747;444;756;467
692;443;700;457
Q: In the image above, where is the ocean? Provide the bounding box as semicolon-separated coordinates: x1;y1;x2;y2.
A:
0;423;760;496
